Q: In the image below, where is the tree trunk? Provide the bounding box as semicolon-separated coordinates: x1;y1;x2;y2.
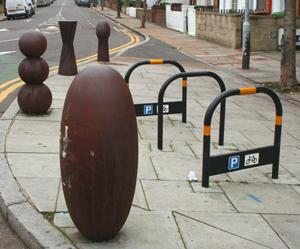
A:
124;0;129;8
280;0;298;88
117;0;121;18
141;0;147;28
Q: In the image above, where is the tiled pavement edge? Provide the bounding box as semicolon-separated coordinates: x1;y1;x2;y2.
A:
0;7;300;249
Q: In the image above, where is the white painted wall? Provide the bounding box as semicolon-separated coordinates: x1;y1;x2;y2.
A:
187;6;196;36
126;7;136;17
161;0;189;4
166;4;187;33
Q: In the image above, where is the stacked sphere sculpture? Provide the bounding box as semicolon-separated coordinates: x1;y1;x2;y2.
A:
18;30;52;114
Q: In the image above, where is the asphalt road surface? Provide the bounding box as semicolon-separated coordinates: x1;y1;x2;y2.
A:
0;0;143;117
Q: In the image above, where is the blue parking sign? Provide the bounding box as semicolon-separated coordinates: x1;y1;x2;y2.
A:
228;156;240;170
144;105;153;115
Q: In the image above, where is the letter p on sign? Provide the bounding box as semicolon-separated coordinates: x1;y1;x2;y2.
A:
229;156;240;170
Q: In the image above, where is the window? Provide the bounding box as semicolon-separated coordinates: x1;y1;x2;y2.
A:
232;0;237;10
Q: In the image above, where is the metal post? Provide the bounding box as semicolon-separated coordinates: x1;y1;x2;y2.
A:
242;0;250;69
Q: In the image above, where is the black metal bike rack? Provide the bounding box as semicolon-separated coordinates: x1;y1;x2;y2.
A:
158;71;226;150
202;87;283;187
124;59;187;123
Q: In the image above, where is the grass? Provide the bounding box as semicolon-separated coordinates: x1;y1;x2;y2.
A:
261;82;300;94
42;212;55;223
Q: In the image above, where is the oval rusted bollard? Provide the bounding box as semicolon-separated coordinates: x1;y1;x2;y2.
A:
96;20;110;62
60;65;138;241
58;20;78;75
18;30;52;114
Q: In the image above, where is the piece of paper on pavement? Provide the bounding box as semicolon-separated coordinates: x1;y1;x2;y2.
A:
188;171;198;181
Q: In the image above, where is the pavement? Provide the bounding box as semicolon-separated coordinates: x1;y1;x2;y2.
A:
1;6;300;249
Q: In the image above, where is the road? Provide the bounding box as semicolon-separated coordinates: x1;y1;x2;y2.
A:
0;0;142;117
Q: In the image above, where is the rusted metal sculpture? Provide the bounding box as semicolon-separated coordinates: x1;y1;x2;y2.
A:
58;20;78;75
60;65;138;241
18;30;52;114
96;20;110;62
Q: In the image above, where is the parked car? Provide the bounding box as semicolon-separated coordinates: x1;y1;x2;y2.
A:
5;0;32;20
28;0;36;15
77;0;91;7
37;0;50;7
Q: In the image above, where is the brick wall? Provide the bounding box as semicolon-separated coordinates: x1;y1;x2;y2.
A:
196;12;243;49
195;12;300;51
136;9;166;27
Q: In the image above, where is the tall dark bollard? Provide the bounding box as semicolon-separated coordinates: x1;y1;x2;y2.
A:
60;65;138;241
58;20;78;75
96;20;110;62
18;30;52;114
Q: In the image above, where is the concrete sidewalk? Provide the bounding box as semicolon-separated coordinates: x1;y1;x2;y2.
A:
1;7;300;249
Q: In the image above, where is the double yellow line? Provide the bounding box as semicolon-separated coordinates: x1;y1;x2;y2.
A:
0;29;140;103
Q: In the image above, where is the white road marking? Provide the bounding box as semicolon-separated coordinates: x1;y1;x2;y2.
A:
0;51;16;55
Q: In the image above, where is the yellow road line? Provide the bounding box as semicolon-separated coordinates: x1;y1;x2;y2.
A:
0;77;21;91
0;30;140;103
0;82;24;102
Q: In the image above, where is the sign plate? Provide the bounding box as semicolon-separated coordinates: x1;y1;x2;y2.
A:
144;105;153;115
228;156;240;170
244;153;259;166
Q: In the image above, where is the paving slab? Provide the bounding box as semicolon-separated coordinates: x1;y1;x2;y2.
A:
7;153;60;178
142;180;236;212
280;146;300;163
132;180;149;210
58;211;185;249
219;182;300;214
16;108;63;122
6;134;59;153
139;139;197;158
17;177;61;212
281;162;300;181
9;120;60;136
174;212;287;249
136;156;157;180
262;214;300;249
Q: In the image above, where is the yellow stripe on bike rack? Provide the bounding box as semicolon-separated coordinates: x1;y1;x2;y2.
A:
182;79;187;87
203;126;211;136
240;87;257;95
275;116;282;126
150;59;164;64
0;29;140;103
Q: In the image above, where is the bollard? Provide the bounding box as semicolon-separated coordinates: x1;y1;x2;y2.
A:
18;30;52;114
60;65;138;241
96;20;110;62
58;20;78;75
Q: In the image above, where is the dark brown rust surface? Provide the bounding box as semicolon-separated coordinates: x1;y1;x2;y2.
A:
58;21;78;76
18;58;49;84
96;20;110;62
18;83;52;114
19;30;47;58
60;65;138;241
